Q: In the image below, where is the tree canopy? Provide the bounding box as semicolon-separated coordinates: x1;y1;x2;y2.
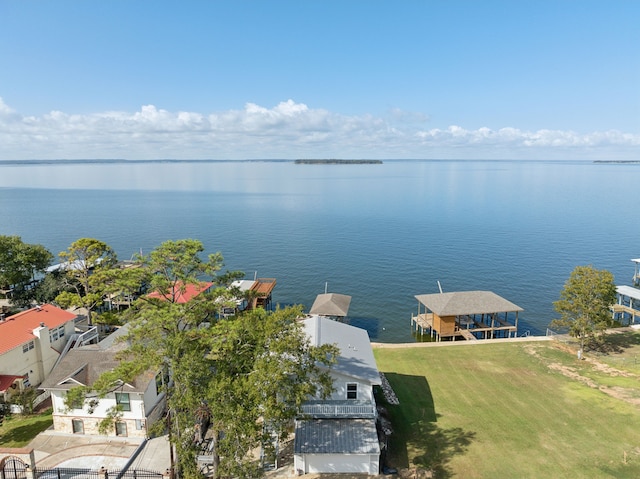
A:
0;235;53;307
68;238;336;478
550;265;617;354
54;238;118;324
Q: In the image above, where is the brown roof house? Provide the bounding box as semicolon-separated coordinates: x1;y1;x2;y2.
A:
40;325;167;438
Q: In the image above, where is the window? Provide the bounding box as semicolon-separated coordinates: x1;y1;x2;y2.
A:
72;419;84;434
22;340;34;353
347;383;358;400
135;419;144;430
115;421;128;437
50;325;66;342
115;392;131;412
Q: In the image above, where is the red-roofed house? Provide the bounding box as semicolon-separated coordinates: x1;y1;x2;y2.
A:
0;304;77;393
0;374;27;402
146;281;214;303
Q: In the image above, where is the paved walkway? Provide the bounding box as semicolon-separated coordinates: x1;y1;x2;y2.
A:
28;429;171;472
372;334;552;348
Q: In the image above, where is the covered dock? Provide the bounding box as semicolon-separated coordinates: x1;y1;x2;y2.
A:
249;277;276;310
612;285;640;325
309;293;352;320
411;290;523;341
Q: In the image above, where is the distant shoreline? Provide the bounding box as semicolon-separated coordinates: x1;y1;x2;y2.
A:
0;158;386;166
593;160;640;164
295;159;383;165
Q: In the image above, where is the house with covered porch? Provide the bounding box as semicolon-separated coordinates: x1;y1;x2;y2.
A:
293;315;382;475
40;325;167;438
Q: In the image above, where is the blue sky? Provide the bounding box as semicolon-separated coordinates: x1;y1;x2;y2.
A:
1;1;638;160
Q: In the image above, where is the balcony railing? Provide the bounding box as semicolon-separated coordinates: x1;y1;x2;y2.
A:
301;400;377;418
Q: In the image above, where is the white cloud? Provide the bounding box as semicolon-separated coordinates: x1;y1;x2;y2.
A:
0;96;638;160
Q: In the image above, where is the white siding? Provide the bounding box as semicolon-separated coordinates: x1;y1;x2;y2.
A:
323;371;373;402
295;453;379;475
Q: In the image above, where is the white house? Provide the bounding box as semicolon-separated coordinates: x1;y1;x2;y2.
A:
0;304;77;400
294;315;382;476
40;325;167;438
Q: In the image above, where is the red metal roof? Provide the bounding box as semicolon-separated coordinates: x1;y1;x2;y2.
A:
147;281;214;303
0;374;26;393
0;304;77;355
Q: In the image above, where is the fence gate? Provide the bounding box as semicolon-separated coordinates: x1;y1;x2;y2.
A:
0;457;28;479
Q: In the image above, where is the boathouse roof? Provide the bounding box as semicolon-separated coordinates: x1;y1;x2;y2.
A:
617;285;640;301
415;290;523;317
309;293;352;317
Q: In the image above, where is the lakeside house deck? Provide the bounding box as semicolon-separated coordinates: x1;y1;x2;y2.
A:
249;278;276;309
411;291;522;341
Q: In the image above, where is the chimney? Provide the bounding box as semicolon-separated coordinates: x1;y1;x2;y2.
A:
40;322;45;327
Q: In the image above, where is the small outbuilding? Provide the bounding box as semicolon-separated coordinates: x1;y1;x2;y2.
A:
412;290;523;341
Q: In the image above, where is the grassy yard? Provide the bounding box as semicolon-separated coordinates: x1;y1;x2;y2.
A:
0;409;53;448
374;334;640;479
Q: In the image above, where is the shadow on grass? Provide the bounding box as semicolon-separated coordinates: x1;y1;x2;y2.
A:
382;373;475;479
599;330;640;354
0;414;52;447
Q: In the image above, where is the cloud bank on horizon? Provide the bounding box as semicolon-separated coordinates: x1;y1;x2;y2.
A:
1;97;637;161
2;2;638;161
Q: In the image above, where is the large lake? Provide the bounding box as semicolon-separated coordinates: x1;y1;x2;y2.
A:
0;160;638;342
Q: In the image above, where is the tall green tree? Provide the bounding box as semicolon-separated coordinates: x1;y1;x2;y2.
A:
96;239;237;476
0;235;53;307
550;265;617;354
55;238;118;325
77;239;336;478
200;307;336;478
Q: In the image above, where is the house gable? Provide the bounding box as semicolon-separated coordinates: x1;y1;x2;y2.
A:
40;324;164;438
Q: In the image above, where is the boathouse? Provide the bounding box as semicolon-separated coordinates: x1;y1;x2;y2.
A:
229;277;277;311
411;290;523;341
309;292;352;320
612;286;640;325
611;258;640;324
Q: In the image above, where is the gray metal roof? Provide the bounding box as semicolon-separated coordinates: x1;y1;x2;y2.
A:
415;290;523;317
294;418;380;455
303;315;380;386
617;285;640;301
309;293;352;317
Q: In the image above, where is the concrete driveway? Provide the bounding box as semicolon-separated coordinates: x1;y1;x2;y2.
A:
29;429;171;472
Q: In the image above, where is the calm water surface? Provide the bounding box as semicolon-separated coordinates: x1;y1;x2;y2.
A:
1;160;638;342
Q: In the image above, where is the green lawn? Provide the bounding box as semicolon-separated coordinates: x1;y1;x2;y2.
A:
374;337;640;479
0;409;53;448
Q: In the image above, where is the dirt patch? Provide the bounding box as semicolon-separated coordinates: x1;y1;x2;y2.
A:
524;342;640;406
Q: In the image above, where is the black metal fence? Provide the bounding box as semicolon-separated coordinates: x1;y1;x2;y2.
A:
33;468;164;479
1;457;164;479
1;457;27;479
